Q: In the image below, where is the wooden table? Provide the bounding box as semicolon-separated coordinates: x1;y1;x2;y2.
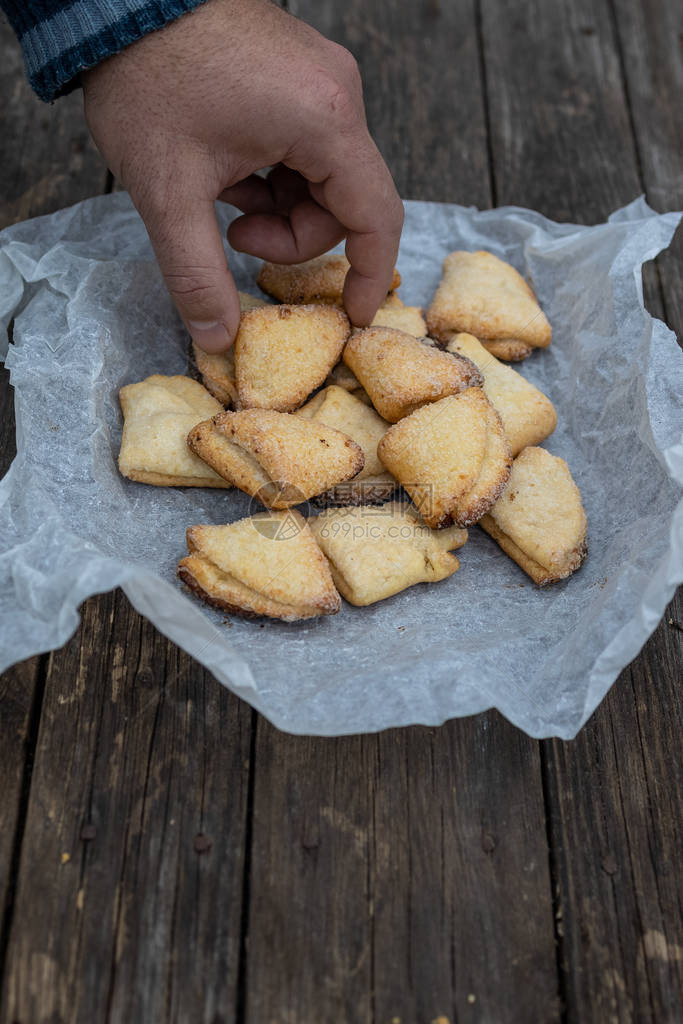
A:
1;2;681;1021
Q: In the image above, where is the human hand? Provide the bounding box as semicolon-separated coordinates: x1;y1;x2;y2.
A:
82;0;404;352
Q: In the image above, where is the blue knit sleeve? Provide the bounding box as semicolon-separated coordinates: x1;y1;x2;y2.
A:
0;0;211;102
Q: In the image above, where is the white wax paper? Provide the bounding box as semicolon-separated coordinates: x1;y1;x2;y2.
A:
0;193;681;739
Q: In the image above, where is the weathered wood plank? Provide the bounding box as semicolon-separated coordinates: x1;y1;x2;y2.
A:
243;3;560;1021
0;654;43;968
288;0;492;207
0;17;107;224
480;0;682;1019
0;587;253;1024
543;592;683;1022
242;728;374;1023
369;718;559;1024
609;0;683;213
481;0;642;218
244;717;560;1024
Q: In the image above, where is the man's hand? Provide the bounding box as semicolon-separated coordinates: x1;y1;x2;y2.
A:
82;0;404;352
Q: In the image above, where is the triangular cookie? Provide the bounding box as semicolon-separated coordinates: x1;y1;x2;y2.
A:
235;303;350;411
342;326;483;422
445;333;557;455
178;514;341;620
192;291;269;407
426;250;552;360
377;390;512;528
479;446;587;584
370;293;427;336
258;252;401;305
296;385;396;503
118;375;230;487
187;409;364;508
309;504;467;605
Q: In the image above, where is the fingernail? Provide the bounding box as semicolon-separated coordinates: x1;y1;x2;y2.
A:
188;320;230;353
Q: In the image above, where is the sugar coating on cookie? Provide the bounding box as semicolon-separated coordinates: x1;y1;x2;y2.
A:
309;504;467;606
192;293;268;409
342;326;483;423
258;252;401;305
426;250;551;357
118;374;231;487
445;333;557;455
296;385;396;504
377;389;512;528
187;408;364;508
370;293;427;336
479;446;587;584
235;303;350;412
192;292;270;407
178;514;341;621
192;344;237;407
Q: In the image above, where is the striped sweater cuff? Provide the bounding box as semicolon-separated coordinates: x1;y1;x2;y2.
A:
1;0;212;102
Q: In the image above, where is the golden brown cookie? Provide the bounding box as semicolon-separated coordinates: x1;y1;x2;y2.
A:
192;292;270;407
192;344;237;407
235;303;350;412
258;252;401;305
118;375;231;487
309;504;467;605
377;389;512;528
296;385;396;504
370;293;427;336
178;514;341;621
479;339;534;362
342;326;483;423
445;333;557;455
237;292;270;312
479;446;587;585
187;408;364;508
426;250;551;359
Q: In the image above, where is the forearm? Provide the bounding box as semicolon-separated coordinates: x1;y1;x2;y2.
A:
0;0;211;101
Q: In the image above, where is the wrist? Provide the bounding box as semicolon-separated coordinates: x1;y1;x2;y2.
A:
10;0;214;102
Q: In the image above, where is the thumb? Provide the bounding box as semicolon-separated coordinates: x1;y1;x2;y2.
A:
141;195;241;353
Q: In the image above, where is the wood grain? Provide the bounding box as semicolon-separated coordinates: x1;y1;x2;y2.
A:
0;655;43;974
243;717;560;1024
480;0;641;218
543;591;683;1023
288;0;491;206
0;588;253;1024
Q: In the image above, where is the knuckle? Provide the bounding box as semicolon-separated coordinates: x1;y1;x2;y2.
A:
310;69;358;125
330;43;361;84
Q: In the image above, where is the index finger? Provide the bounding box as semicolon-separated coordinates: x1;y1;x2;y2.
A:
299;131;404;325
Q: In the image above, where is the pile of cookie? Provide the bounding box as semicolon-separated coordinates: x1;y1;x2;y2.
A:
118;251;587;621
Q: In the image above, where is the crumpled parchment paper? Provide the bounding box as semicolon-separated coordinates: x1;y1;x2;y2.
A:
0;192;681;739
